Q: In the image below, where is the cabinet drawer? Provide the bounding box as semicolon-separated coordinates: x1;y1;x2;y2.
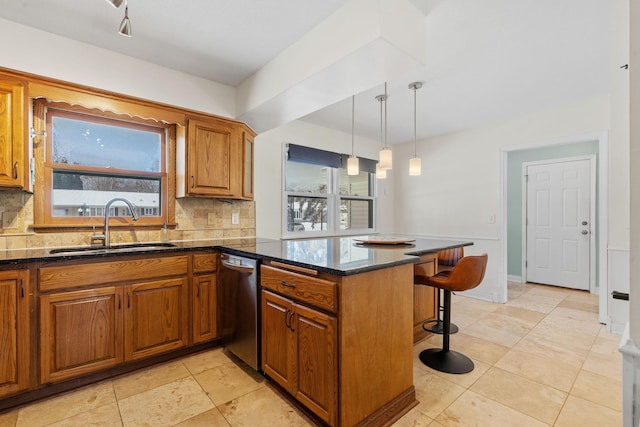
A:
261;265;337;313
193;253;218;274
39;255;189;291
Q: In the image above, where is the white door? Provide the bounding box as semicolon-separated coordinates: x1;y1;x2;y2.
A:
525;159;592;290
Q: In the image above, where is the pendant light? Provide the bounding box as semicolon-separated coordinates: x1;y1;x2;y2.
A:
347;95;359;175
375;91;388;179
408;82;422;176
378;82;392;170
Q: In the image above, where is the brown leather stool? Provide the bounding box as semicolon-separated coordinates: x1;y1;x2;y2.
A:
423;247;464;335
414;254;488;374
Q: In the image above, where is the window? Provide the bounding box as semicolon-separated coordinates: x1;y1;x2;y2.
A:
33;100;173;229
284;144;376;237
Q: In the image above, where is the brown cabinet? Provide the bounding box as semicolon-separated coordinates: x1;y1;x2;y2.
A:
0;269;30;397
241;127;255;200
178;117;255;200
40;287;124;383
262;290;337;425
0;76;27;189
39;255;190;383
413;253;438;343
192;253;218;344
125;278;188;361
261;261;416;427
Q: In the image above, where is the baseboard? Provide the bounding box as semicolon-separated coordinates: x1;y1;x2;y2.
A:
507;274;522;283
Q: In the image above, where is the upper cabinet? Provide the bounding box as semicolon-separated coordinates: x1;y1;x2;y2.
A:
0;75;27;190
177;117;255;200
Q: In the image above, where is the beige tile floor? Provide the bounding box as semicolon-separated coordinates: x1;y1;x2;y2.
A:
0;282;622;427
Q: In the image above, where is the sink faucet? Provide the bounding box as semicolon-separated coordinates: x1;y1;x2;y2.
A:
95;197;139;248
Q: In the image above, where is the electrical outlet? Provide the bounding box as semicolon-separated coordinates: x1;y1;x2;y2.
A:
231;212;240;225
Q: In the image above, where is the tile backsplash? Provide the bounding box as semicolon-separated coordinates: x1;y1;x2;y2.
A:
0;190;256;250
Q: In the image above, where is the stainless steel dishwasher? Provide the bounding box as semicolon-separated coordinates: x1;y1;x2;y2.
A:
219;253;260;370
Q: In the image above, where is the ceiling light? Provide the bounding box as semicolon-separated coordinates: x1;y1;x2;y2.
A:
105;0;124;8
347;95;360;176
118;1;132;37
376;83;392;171
408;81;422;176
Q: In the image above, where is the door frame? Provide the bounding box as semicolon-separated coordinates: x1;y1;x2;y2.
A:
521;155;597;292
500;131;609;325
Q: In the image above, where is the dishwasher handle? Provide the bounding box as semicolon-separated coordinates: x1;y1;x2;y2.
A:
221;259;256;274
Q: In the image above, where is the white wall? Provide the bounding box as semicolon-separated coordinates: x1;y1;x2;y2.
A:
392;95;614;303
0;18;235;118
254;120;393;239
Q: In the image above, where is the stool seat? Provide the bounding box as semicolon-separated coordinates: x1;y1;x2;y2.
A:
414;254;488;374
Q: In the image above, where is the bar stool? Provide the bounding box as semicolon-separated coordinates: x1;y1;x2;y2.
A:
414;254;488;374
423;247;464;335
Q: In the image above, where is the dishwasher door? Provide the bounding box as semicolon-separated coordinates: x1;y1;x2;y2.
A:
219;253;259;370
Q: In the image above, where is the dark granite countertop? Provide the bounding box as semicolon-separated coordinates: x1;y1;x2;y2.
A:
0;235;472;276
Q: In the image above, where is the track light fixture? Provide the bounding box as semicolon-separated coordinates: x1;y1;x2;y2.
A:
105;0;124;8
118;0;132;37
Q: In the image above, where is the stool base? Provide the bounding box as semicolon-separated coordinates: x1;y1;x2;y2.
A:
419;348;474;374
423;320;459;335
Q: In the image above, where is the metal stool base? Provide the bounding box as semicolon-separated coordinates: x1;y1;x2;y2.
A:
423;319;459;335
419;348;474;374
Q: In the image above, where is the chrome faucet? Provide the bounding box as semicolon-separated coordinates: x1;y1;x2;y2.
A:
94;197;139;248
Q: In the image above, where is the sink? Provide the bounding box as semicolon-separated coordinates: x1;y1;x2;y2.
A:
49;242;177;256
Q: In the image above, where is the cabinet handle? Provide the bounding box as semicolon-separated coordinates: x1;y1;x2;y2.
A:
127;293;130;308
118;294;121;309
196;285;200;297
284;308;291;329
13;162;18;179
288;311;295;332
280;280;296;288
20;279;24;298
191;176;195;188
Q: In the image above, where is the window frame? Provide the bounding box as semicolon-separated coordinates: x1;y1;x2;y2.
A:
282;145;376;238
32;98;175;230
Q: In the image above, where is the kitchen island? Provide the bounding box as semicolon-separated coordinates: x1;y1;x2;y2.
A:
0;235;471;426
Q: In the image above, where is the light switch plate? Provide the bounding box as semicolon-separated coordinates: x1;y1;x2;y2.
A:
231;212;240;225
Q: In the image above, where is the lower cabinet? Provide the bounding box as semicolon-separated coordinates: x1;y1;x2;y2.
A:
262;290;337;425
0;269;30;398
192;273;217;343
40;278;188;383
40;287;124;383
39;255;190;384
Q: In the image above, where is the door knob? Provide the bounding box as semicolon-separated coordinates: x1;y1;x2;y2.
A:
581;221;588;226
581;230;589;235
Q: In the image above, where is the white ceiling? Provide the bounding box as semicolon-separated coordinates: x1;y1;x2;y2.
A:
0;0;611;144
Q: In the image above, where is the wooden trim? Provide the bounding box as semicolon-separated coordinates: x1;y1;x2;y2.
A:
354;387;417;427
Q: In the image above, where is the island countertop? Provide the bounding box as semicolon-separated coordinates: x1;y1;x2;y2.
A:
0;235;472;275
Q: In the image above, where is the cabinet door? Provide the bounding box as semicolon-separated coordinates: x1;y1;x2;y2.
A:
241;130;254;200
261;290;295;392
187;118;239;197
40;287;123;383
0;78;26;188
193;273;218;343
0;270;29;397
293;303;337;425
125;278;188;361
413;254;438;343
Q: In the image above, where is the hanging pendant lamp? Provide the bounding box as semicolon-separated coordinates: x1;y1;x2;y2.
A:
118;0;132;37
378;82;392;170
408;82;422;176
347;95;360;175
375;91;388;179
